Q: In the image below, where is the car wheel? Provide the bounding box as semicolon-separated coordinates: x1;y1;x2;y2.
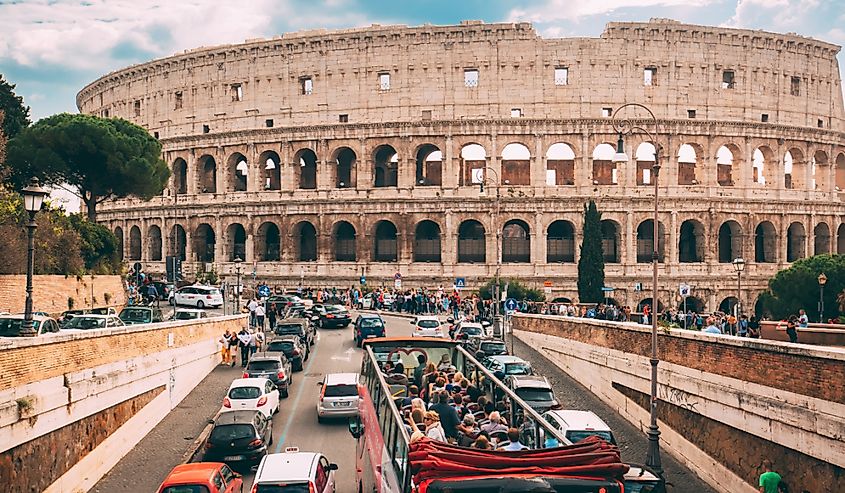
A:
281;387;289;398
356;338;361;348
197;300;205;308
317;415;325;424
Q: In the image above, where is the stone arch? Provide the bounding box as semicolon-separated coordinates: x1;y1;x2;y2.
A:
592;143;617;185
373;145;398;188
719;296;739;315
677;143;701;185
836;153;845;191
293;221;317;261
198;155;217;193
225;223;247;261
414;220;442;262
173;158;188;194
784;148;806;190
679;219;705;263
457;220;486;263
193;223;215;262
373;220;398;261
256;221;281;261
333;221;356;261
678;296;706;313
460;143;488;186
259;150;281;191
635;142;657;185
716;144;739;186
114;226;124;261
170;224;187;261
838;223;845;254
415;144;442;186
502;219;530;263
786;222;806;261
295;149;318;190
501;142;531;186
547;220;575;263
333;147;357;188
546;143;576;186
147;225;162;261
717;220;743;263
754;221;777;263
814;222;831;255
752;146;776;186
600;219;621;263
637;298;664;314
636;219;666;263
812;149;830;191
128;225;141;261
227;152;248;192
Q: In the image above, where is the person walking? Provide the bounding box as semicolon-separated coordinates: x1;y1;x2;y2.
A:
219;330;233;365
254;303;266;331
237;328;252;367
785;317;799;343
758;459;782;493
797;309;809;328
227;331;239;367
267;303;277;332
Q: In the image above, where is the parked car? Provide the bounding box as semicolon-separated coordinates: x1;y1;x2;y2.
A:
170;308;209;321
118;306;164;325
353;314;385;347
452;321;486;342
467;337;509;358
59;307;117;328
253;449;338;493
317;372;360;423
542;409;617;446
317;304;351;329
204;410;273;470
156;462;243;493
0;314;62;337
505;375;559;413
274;318;314;353
356;293;375;310
172;285;223;308
264;294;304;314
481;355;533;378
63;314;124;330
222;378;280;418
410;316;445;338
266;336;306;371
244;352;293;398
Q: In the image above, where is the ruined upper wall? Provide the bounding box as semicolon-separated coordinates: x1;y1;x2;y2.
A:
77;19;845;138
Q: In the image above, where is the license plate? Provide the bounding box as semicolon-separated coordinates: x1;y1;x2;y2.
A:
224;455;244;461
335;402;350;407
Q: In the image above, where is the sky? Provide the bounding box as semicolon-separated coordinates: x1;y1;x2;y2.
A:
1;0;844;210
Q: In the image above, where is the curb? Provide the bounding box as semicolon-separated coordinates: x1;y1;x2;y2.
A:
181;422;214;464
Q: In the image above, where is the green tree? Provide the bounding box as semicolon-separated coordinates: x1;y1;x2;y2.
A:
3;113;169;221
68;214;120;272
0;76;31;141
577;200;605;303
761;254;845;321
478;278;545;302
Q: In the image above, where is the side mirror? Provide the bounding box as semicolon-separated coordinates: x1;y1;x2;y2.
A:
207;419;215;424
446;317;454;324
481;321;492;327
328;463;339;471
409;320;415;325
348;417;363;439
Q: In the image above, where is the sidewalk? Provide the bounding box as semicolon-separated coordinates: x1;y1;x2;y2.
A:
91;364;242;492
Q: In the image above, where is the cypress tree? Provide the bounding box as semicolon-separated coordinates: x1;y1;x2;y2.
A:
577;200;605;303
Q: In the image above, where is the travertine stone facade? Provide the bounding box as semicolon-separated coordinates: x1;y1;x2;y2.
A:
79;19;845;313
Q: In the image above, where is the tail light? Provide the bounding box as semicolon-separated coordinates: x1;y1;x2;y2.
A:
248;438;264;448
242;372;249;378
223;397;231;408
277;371;286;380
206;295;212;299
319;384;326;402
309;482;316;493
257;396;267;407
292;349;301;356
326;314;335;319
251;486;258;493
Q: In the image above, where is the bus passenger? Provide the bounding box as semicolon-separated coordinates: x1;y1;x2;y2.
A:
472;435;494;450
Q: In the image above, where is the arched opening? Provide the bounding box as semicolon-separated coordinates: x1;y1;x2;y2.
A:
636;219;666;263
256;222;281;261
719;296;739;315
814;223;831;255
547;220;575;263
114;227;124;261
635;142;657;185
839;223;845;254
128;226;141;261
637;298;664;314
148;225;162;261
198;155;217;193
718;221;743;263
334;147;357;188
754;296;771;319
784;148;806;190
836;153;845;192
259;151;281;191
716;145;736;186
677;144;699;185
501;143;531;186
813;150;830;191
173;158;188;194
194;224;215;262
227;153;248;192
333;221;356;261
373;221;398;261
170;224;186;261
502;219;530;263
755;222;777;263
457;220;486;263
415;145;442;186
296;149;318;190
679;220;705;263
592;144;617;185
752;147;775;186
226;223;246;261
546;143;576;186
373;145;398;188
678;296;705;313
414;220;441;262
460;144;487;186
786;222;806;261
294;221;317;261
600;220;620;263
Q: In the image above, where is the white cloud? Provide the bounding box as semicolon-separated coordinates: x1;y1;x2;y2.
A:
508;0;716;23
726;0;820;32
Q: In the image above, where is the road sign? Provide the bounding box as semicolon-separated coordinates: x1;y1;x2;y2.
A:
394;279;402;289
505;298;518;312
543;280;553;288
257;285;271;298
394;272;402;280
360;276;366;285
133;262;142;273
455;277;466;289
679;283;691;297
601;286;615;292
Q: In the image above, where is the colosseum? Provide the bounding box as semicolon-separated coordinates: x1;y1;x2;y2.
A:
77;18;845;313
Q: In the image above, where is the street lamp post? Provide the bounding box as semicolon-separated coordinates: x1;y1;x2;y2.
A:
732;258;745;318
818;273;827;323
20;178;48;337
478;166;502;337
234;257;243;315
611;103;664;475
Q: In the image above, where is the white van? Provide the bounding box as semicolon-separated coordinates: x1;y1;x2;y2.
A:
172;285;223;308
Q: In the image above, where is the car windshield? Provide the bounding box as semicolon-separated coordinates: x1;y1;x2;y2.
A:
276;324;302;335
174;312;199;320
481;342;507;353
210;424;254;441
515;388;555;402
461;326;482;335
268;341;295;351
504;363;532;375
360;318;383;328
326;305;345;313
248;361;279;371
417;319;440;329
229;386;262;399
119;309;151;323
161;486;210;493
89;308;111;315
255;485;310;493
66;317;106;329
566;430;615;444
0;318;39;337
324;383;358;397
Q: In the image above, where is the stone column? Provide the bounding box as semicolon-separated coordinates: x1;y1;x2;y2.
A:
215;147;225;195
533;213;545;265
358;139;372;191
280;144;295;191
663;134;678;188
623;211;634;266
245;233;255;263
443;135;457;190
577;131;590;188
185;232;195;263
397;154;415;189
531;136;546;188
490;133;501;188
443;211;457;267
669;212;678;265
214;217;225;263
187;150;198;195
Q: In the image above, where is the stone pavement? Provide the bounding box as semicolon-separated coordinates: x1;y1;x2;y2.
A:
91;364;242;492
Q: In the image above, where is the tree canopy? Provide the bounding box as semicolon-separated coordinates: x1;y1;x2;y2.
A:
759;254;845;321
577;200;605;303
3;113;169;221
0;75;30;141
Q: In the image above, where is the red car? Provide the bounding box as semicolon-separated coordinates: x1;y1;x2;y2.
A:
157;462;243;493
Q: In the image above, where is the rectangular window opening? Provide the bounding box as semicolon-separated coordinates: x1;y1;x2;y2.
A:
231;84;243;102
687;109;696;119
134;100;141;117
510;108;522;118
602;107;612;118
554;67;568;85
818;119;824;128
339;114;349;123
644;67;657;86
202;124;210;134
102;109;110;118
761;114;769;123
153;131;159;139
301;77;313;95
464;69;479;88
379;72;390;91
421;110;432;121
722;70;735;89
174;91;183;110
790;76;800;96
265;119;274;128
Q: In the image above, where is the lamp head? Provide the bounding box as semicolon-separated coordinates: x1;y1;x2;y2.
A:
732;257;745;273
21;177;48;214
818;272;827;285
612;134;629;163
234;257;243;264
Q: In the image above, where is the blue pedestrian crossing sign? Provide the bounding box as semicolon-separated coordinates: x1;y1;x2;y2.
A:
360;276;366;285
257;285;271;298
505;298;518;312
455;277;466;289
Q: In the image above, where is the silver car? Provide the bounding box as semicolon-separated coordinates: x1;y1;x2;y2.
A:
316;372;360;423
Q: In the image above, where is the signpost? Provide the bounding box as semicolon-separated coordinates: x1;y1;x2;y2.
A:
394;272;402;290
504;298;517;313
601;286;615;306
679;283;691;330
455;277;466;289
360;276;366;285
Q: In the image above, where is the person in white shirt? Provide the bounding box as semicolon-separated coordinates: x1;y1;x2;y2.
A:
501;428;528;451
254;304;266;331
247;298;259;327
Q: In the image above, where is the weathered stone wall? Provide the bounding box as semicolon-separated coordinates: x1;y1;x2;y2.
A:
0;274;127;316
513;314;845;493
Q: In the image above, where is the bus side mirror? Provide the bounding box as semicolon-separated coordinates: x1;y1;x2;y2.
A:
348;417;363;439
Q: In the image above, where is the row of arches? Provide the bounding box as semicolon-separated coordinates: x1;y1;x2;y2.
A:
115;219;845;265
170;141;845;194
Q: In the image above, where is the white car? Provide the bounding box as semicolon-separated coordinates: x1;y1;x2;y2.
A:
542;409;617;445
62;314;125;331
253;448;338;493
317;372;360;423
170;308;209;321
0;314;62;337
410;316;446;338
222;378;279;418
172;285;223;308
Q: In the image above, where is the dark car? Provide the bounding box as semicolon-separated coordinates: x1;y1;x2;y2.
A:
204;410;273;470
243;352;293;397
264;295;304;314
118;306;164;325
317;305;351;329
505;375;559;413
273;319;313;356
467;337;509;358
266;336;306;371
353;314;385;347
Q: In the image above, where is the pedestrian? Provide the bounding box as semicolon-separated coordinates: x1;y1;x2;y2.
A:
254;303;266;331
785;317;799;343
247;298;259;327
227;331;239;367
219;330;232;365
757;459;782;493
797;309;809;328
237;328;252;367
267;303;277;331
748;315;761;338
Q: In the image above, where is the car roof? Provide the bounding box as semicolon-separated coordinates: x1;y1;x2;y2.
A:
324;372;359;385
163;462;223;484
488;355;527;364
255;452;320;483
0;314;50;321
228;377;271;388
215;409;262;425
278;318;307;324
357;313;382;319
76;314;113;319
508;375;550;387
459;322;484;329
545;410;611;431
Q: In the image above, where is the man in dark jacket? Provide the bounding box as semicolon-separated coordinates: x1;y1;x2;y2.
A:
430;391;461;440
